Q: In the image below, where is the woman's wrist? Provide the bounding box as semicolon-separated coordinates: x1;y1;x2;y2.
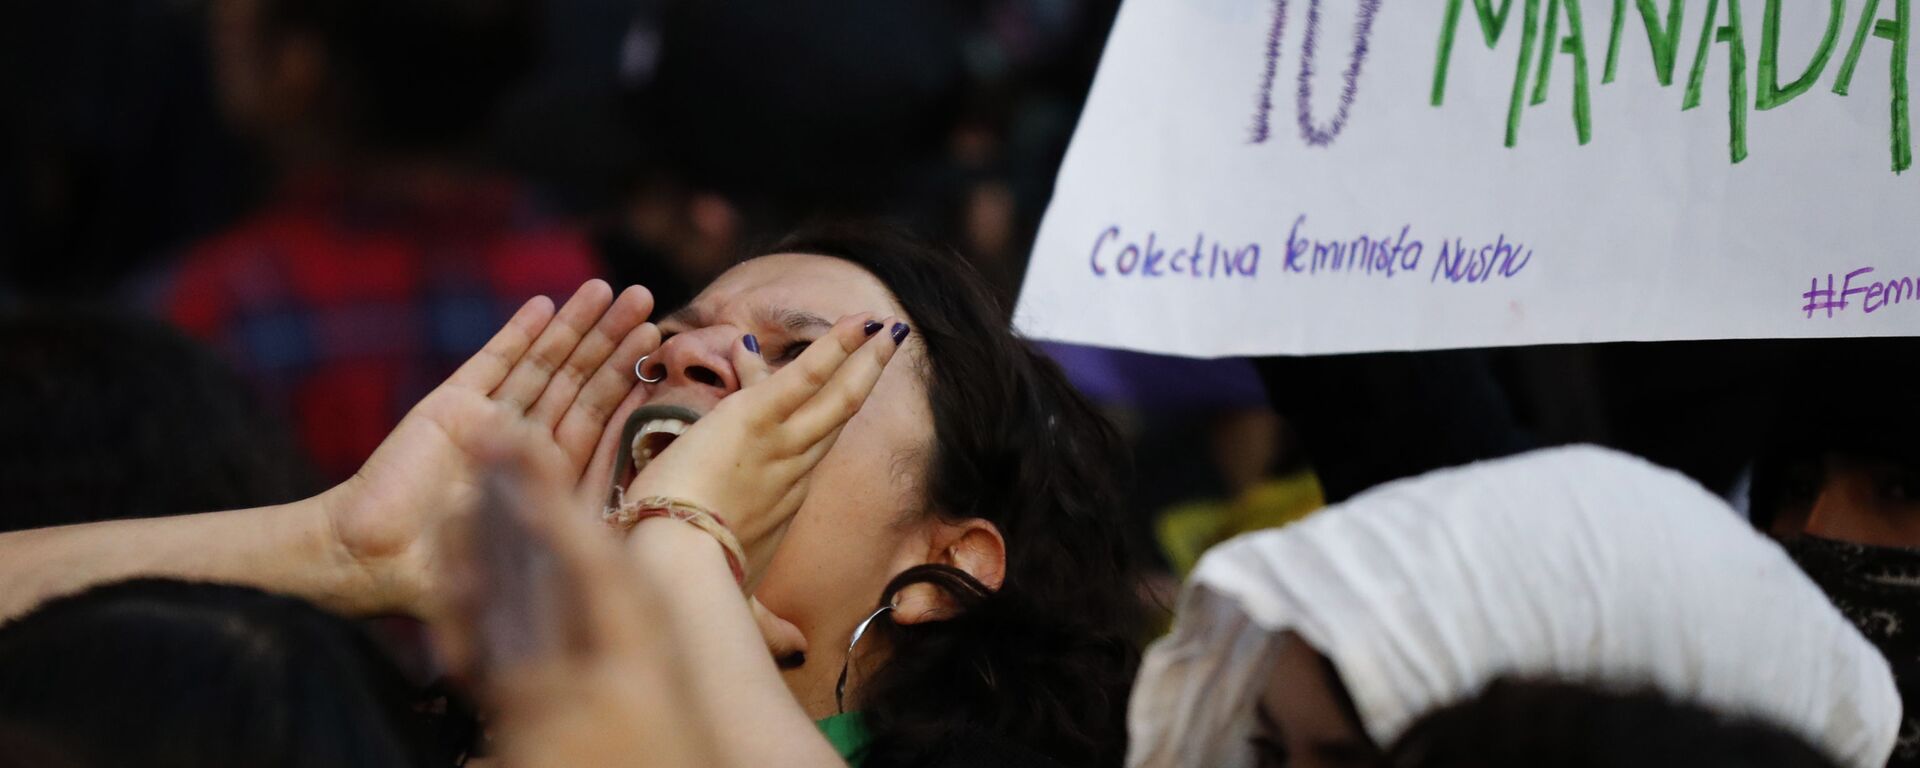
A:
628;517;745;592
309;481;413;616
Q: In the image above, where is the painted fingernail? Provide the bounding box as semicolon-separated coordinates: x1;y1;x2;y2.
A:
742;334;760;354
863;320;883;336
890;323;910;345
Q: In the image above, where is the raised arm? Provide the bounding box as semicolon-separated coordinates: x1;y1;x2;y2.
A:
0;281;659;622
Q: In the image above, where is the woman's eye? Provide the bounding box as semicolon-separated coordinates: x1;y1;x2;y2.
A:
1877;472;1920;503
774;340;814;364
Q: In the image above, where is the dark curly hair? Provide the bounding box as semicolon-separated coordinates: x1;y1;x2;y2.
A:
1389;678;1840;768
0;578;474;767
764;224;1144;768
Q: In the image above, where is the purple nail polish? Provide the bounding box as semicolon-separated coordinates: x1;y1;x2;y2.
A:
890;323;910;345
742;334;760;354
863;321;883;336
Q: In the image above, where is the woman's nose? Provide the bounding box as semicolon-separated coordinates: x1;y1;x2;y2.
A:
647;327;744;398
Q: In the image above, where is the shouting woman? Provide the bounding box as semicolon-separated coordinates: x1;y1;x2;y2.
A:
0;225;1143;768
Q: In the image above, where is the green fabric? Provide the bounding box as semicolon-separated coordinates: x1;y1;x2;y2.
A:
816;713;872;767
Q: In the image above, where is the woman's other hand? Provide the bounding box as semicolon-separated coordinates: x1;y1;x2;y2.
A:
328;280;661;619
623;315;907;588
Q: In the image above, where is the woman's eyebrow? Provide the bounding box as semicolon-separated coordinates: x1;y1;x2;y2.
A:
754;306;833;334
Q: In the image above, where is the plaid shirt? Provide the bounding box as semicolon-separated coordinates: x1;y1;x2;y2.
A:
156;175;600;480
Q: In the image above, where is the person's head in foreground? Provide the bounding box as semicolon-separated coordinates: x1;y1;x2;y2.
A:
1385;678;1841;768
633;223;1142;765
0;578;463;768
1751;340;1920;767
1127;446;1899;768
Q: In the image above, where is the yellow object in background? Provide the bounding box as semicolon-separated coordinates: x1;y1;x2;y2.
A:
1156;470;1326;578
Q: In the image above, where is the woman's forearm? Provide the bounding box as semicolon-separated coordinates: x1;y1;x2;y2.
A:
0;487;376;621
625;520;848;768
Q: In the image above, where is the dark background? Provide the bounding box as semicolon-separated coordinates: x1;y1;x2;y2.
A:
0;0;1897;572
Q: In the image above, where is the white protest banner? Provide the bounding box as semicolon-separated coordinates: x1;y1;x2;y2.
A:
1013;0;1917;357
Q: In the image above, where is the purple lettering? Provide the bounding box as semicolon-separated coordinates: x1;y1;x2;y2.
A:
1090;226;1119;276
1295;0;1382;146
1251;0;1291;144
1492;236;1514;274
1839;267;1875;311
1143;232;1166;276
1286;216;1309;272
1473;245;1495;282
1088;229;1258;280
1238;244;1262;275
1397;226;1423;271
1803;273;1839;318
1802;269;1917;318
1501;243;1532;277
1886;276;1913;306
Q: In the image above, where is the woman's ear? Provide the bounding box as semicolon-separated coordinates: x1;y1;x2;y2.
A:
892;519;1007;626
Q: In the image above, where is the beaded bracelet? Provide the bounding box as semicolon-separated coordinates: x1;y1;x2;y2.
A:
604;489;748;589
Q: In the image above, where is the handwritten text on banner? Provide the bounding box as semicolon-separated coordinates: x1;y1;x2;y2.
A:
1014;0;1918;356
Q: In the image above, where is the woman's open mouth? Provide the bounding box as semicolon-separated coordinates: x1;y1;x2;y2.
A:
625;405;702;470
624;404;703;477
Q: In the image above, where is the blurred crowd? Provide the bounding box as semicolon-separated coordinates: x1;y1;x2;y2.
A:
8;0;1908;575
0;1;1917;767
1;0;1113;300
1;0;1118;477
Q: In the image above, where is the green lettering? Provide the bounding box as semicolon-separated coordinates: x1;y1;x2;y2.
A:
1509;0;1544;146
1528;0;1595;144
1683;0;1749;162
1756;0;1844;110
1605;0;1686;85
1834;0;1911;172
1893;4;1914;172
1434;0;1469;105
1833;0;1882;95
1434;0;1523;105
1433;0;1541;148
1474;0;1521;45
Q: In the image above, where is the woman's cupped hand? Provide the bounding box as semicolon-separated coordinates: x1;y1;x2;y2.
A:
619;315;909;589
323;280;662;621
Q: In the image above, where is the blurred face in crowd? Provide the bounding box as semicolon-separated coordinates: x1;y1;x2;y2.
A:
643;253;950;712
208;0;324;145
1250;633;1378;768
1803;455;1920;548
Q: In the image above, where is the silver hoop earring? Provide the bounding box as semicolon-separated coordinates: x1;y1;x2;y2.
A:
835;605;894;714
634;355;664;383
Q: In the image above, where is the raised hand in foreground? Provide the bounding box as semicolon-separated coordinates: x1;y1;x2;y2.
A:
0;281;658;622
439;418;852;768
334;281;660;618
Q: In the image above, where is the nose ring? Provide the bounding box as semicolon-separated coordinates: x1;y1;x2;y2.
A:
635;355;665;383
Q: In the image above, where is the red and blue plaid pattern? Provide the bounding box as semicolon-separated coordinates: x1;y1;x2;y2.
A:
157;176;600;480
